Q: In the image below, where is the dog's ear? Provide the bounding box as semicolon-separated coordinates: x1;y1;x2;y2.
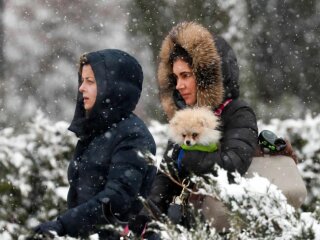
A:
198;116;219;129
209;115;220;129
197;118;206;127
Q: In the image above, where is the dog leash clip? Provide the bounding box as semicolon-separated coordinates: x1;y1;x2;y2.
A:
173;178;190;205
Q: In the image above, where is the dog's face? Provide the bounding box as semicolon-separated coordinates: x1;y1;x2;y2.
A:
169;119;206;146
168;107;221;146
182;131;201;146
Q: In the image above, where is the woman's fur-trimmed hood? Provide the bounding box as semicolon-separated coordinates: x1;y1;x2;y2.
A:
158;22;224;120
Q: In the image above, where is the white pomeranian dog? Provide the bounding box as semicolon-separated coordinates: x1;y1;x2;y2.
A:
168;107;221;146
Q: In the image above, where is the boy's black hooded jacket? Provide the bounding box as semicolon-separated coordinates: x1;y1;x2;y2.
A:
58;49;156;238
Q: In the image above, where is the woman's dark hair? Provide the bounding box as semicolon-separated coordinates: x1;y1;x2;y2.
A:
78;53;89;75
169;44;193;67
168;44;193;87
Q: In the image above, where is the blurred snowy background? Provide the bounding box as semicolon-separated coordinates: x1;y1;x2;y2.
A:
0;0;319;128
0;0;320;239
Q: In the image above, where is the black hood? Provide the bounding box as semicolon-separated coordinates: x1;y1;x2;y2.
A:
214;36;240;100
69;49;143;139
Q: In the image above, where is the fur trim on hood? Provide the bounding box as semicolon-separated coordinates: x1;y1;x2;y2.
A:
158;22;224;120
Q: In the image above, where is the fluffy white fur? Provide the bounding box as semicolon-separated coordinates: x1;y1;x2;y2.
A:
168;107;221;146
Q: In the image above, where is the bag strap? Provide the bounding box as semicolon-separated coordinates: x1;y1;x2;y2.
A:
214;99;233;116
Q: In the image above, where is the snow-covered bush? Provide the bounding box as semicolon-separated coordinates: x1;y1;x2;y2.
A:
0;111;76;238
212;169;320;239
151;167;320;239
146;217;221;240
1;112;319;239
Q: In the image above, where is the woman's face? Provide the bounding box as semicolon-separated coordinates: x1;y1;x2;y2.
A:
79;64;97;112
173;59;197;106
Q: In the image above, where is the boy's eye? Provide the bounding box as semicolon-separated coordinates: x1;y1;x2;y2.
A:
192;133;198;138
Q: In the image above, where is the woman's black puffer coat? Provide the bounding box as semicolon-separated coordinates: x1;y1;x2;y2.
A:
150;22;258;215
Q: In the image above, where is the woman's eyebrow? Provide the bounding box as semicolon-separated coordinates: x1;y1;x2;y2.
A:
180;71;192;74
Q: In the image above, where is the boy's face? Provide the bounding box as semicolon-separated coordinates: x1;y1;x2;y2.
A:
79;64;97;112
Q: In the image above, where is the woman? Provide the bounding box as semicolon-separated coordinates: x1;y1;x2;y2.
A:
147;21;258;229
33;49;156;239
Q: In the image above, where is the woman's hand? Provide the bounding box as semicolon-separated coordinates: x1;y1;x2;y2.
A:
179;149;216;175
33;219;65;237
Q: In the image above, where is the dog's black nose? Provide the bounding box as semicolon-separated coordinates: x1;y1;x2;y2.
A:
186;140;190;145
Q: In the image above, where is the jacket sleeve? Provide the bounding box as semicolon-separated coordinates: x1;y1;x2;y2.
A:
181;100;258;176
147;172;180;214
145;142;182;216
58;134;155;238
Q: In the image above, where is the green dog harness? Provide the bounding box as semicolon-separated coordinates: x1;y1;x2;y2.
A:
181;143;218;152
